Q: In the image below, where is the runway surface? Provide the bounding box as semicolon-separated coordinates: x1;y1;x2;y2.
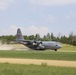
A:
0;58;76;68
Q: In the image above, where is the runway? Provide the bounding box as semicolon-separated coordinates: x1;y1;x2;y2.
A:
0;58;76;68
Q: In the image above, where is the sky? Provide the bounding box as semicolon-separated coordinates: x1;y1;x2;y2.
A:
0;0;76;37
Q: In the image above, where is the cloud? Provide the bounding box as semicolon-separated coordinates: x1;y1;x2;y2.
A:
27;25;49;36
30;0;76;6
0;0;14;10
0;25;49;37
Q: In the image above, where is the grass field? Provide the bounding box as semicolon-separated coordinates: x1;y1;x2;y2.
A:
60;44;76;51
0;44;76;75
0;63;76;75
0;44;76;61
0;50;76;61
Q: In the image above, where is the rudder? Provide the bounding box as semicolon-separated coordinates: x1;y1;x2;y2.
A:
16;28;24;43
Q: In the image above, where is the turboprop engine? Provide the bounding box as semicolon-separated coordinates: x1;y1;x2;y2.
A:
33;41;45;50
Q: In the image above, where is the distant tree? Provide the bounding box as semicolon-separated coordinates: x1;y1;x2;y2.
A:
35;34;40;41
24;35;28;40
72;36;76;46
42;35;47;41
46;33;51;41
68;32;76;46
60;36;68;43
0;35;15;44
57;33;61;38
51;32;55;40
28;35;35;40
68;32;74;45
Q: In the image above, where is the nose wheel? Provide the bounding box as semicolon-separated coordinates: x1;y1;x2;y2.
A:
55;49;57;51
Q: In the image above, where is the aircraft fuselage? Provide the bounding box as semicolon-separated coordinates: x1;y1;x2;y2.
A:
16;28;62;51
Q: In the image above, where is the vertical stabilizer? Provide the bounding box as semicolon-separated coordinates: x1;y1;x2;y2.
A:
16;28;24;43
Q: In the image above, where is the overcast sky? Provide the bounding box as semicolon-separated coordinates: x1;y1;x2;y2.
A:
0;0;76;36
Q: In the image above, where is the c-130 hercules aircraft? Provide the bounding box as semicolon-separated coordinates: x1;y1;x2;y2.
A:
16;28;62;51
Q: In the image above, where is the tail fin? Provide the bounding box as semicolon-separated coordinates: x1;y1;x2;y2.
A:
16;28;24;43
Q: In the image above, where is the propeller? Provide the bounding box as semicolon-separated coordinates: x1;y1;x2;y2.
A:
34;41;42;45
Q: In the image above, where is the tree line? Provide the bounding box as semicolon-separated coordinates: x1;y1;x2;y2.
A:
0;32;76;46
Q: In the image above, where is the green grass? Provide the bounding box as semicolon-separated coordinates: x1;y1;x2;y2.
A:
0;63;76;75
0;50;76;61
60;44;76;51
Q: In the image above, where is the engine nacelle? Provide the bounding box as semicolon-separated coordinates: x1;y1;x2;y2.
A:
36;44;45;50
33;41;42;45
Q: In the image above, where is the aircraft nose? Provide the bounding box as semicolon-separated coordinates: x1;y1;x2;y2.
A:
59;45;62;48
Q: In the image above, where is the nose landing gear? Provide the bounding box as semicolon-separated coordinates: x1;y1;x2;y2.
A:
55;49;57;51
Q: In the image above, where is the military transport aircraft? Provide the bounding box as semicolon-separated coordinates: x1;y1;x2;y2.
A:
16;28;62;51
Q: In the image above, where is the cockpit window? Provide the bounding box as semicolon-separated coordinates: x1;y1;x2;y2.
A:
56;45;58;46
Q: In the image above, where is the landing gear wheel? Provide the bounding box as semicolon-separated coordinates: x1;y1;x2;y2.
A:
55;49;57;51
